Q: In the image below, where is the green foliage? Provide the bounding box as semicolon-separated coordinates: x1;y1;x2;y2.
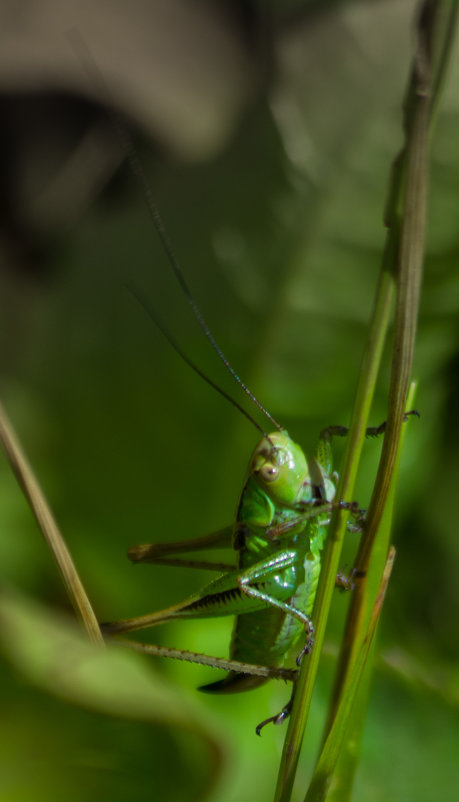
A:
0;3;458;801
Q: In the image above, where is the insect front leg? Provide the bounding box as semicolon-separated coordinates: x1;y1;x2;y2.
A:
318;410;420;472
319;410;419;444
363;409;420;437
265;502;333;540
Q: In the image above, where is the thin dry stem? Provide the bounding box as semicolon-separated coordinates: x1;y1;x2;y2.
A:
0;400;103;644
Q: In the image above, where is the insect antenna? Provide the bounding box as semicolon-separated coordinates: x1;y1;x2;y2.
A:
127;284;271;439
69;30;282;434
118;131;282;433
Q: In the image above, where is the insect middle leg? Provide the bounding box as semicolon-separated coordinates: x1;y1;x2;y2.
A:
236;550;315;660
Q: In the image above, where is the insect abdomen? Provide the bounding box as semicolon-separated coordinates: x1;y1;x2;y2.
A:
199;605;298;695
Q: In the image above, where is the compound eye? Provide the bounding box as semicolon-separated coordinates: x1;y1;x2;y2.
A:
259;462;279;483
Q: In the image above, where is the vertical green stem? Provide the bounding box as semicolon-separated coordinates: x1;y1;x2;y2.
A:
329;0;438;718
274;2;456;799
273;271;394;802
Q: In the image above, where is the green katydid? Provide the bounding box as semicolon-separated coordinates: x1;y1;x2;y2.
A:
98;108;418;734
103;412;408;733
103;423;366;733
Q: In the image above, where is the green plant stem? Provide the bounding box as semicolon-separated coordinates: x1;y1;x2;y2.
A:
273;177;397;802
0;400;103;645
273;2;456;800
328;0;440;722
320;383;417;802
304;546;397;802
273;268;394;802
273;49;403;802
321;2;456;797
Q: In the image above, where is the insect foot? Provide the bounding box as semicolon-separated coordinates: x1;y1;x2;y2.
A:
335;568;355;592
255;699;293;736
296;637;314;667
296;619;315;667
365;409;420;438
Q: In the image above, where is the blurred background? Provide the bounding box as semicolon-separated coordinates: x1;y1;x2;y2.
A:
0;1;458;800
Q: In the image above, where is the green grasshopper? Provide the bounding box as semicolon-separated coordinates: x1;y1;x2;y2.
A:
101;326;415;735
100;112;409;734
104;415;394;734
104;425;347;732
104;391;412;734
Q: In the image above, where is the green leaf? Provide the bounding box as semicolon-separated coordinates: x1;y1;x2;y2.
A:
0;588;224;800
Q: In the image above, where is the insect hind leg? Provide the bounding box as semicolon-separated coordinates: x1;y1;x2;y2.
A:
255;686;296;736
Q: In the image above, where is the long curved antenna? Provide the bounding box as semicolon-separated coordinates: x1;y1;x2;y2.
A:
69;30;282;432
128;285;271;440
119;134;282;433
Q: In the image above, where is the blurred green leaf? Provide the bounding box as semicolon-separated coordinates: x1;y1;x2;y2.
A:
0;588;224;801
0;588;214;730
0;2;458;801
